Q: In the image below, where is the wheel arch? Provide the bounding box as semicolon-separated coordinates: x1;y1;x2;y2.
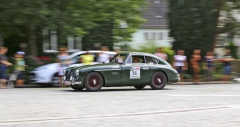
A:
52;72;59;77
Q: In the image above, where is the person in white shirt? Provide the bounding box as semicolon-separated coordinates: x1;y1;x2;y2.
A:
173;50;188;84
97;46;110;63
97;52;110;63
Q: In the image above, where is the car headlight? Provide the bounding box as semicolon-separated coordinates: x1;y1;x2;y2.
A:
75;70;79;76
63;69;66;75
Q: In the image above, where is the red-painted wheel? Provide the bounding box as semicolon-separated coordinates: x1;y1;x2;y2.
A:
150;71;167;90
84;72;103;91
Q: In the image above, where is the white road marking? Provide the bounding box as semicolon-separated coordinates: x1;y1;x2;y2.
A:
0;105;239;125
169;94;240;97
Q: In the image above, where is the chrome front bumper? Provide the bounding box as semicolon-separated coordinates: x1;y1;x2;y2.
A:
62;76;81;86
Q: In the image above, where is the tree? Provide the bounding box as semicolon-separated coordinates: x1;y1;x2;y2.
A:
227;41;239;59
168;0;220;58
168;0;240;58
0;0;147;56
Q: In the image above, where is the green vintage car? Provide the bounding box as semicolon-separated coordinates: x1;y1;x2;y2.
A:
63;52;180;91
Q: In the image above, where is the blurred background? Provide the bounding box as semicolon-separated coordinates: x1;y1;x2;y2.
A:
0;0;240;84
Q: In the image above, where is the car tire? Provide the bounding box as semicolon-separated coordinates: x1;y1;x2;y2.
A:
134;85;146;90
150;71;167;90
71;86;84;91
84;72;103;92
51;74;60;87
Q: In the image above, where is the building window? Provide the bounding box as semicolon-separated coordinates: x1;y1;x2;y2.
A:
144;32;148;41
144;32;168;41
157;32;163;40
42;28;82;52
153;0;160;3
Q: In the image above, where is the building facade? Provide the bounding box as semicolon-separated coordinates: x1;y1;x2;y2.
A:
128;0;172;49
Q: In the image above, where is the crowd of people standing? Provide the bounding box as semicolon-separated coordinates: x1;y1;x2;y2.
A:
0;45;236;88
0;47;27;88
154;47;235;85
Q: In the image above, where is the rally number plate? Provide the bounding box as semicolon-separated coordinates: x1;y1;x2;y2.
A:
65;81;71;85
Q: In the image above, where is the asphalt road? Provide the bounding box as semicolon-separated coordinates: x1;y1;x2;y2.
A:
1;84;240;127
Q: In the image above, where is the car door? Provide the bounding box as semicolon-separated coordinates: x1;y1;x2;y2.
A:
121;55;150;86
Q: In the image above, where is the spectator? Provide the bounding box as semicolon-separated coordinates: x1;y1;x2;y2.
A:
133;57;140;63
204;51;215;82
80;51;94;65
154;47;168;60
221;49;235;84
0;47;12;88
191;49;201;84
173;50;187;84
97;46;111;63
14;51;27;86
57;47;70;87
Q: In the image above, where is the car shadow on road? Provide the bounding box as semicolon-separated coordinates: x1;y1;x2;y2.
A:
62;88;173;92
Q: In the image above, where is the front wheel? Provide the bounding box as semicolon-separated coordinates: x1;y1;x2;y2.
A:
134;85;146;90
150;71;167;90
84;72;104;92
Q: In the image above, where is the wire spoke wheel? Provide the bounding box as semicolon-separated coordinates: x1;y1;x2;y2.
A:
150;71;167;90
84;72;103;92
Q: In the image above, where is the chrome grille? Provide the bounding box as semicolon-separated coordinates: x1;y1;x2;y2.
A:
71;71;75;77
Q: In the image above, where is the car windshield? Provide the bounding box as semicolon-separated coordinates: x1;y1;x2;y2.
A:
110;54;128;64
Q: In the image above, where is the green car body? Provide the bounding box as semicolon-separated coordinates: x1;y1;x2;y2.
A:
63;52;180;91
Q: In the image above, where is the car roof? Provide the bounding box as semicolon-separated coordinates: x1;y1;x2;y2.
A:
118;51;153;56
68;50;116;58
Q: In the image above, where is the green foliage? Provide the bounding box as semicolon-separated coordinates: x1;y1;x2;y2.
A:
82;21;114;50
0;0;147;55
131;41;158;53
226;41;239;59
183;74;193;79
168;0;219;58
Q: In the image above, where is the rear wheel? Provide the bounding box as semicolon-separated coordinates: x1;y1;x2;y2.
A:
150;71;167;90
84;72;103;92
134;85;146;90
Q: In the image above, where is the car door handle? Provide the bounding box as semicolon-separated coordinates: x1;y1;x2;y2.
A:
142;67;149;70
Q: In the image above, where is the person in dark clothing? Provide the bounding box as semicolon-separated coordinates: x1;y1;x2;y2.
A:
0;47;13;88
221;49;235;84
204;52;215;82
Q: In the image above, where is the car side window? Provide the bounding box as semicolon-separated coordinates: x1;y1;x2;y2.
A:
126;56;132;64
132;55;145;64
145;56;158;64
158;59;166;65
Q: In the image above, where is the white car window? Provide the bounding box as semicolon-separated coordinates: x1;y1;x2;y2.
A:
72;54;82;64
145;56;158;64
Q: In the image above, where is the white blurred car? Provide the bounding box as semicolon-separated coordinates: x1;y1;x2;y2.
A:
30;51;116;87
